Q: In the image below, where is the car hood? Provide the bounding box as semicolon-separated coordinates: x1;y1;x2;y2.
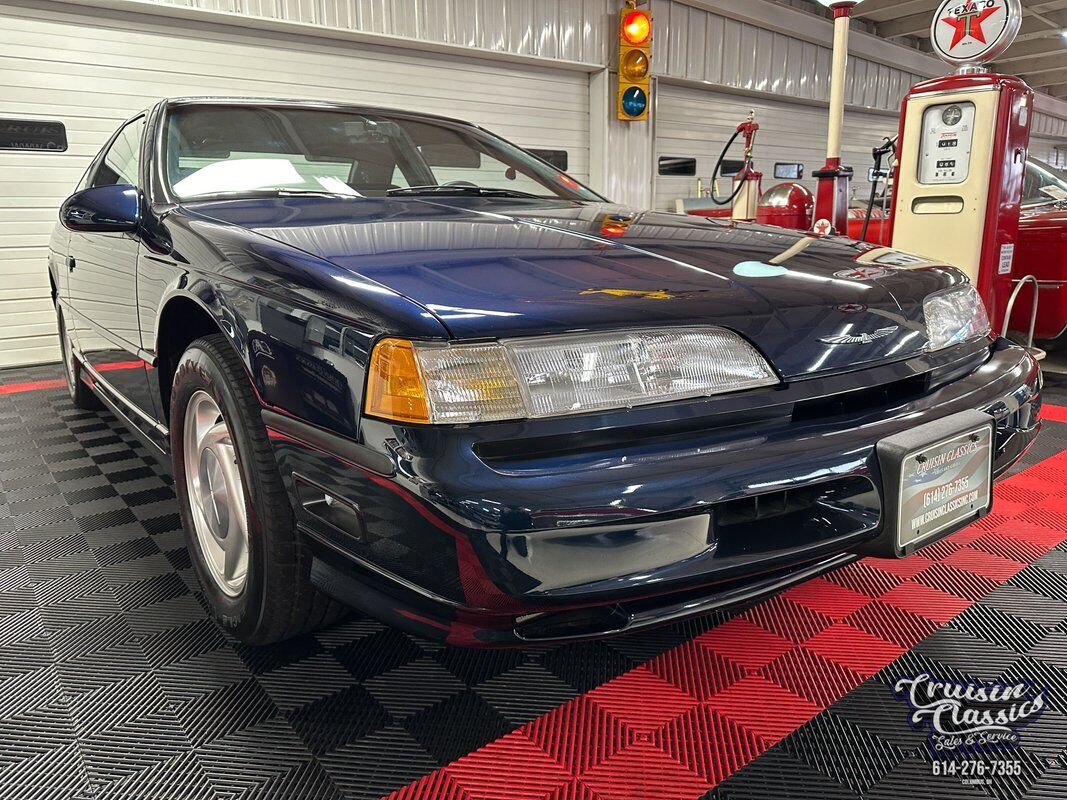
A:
185;196;963;378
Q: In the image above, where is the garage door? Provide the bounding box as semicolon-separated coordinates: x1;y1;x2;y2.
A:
0;2;590;368
653;82;899;213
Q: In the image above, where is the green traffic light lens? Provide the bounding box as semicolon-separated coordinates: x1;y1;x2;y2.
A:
621;87;648;117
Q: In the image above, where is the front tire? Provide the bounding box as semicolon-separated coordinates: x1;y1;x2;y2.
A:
57;305;102;411
170;334;343;644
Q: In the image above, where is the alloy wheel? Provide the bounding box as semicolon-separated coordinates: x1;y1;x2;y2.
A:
183;390;250;597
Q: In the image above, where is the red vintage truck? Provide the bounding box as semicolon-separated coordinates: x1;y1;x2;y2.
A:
1009;158;1067;341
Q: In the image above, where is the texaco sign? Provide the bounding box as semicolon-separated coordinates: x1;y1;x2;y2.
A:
930;0;1022;67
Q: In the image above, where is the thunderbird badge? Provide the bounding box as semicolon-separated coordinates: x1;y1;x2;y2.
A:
818;325;899;345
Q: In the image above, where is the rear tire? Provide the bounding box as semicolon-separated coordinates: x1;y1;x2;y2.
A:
170;334;344;644
57;305;102;411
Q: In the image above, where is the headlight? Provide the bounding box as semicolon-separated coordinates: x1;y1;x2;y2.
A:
923;285;991;351
365;328;779;424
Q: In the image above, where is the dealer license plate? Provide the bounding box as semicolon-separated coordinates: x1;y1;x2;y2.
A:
897;425;993;549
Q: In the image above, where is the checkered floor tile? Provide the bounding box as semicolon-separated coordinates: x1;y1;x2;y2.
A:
0;361;1064;800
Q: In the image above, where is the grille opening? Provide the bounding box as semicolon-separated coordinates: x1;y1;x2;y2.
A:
792;373;928;422
717;483;832;527
713;476;880;560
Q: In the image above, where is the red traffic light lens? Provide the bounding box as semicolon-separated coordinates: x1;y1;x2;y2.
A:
622;10;651;45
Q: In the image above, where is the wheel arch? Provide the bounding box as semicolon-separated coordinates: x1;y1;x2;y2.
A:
155;291;245;422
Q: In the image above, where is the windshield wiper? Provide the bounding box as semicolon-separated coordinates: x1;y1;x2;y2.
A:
182;188;361;201
387;185;543;199
270;188;361;198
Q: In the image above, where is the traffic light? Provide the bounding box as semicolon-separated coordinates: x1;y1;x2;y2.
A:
617;4;652;122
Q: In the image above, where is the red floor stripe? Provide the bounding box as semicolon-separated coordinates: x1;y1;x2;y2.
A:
96;360;147;373
0;361;144;397
1042;403;1067;424
0;378;67;396
385;450;1067;800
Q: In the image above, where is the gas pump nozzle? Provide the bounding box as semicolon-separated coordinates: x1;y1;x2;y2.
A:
860;135;897;243
739;111;760;165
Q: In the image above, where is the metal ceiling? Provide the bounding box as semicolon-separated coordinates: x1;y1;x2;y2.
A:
801;0;1067;98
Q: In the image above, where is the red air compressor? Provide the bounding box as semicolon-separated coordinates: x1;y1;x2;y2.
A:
755;183;814;230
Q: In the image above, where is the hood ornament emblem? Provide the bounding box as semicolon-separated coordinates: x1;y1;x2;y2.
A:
819;325;899;345
579;288;675;300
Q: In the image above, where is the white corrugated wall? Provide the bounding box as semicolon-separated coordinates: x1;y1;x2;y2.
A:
653;83;899;212
651;0;926;114
0;0;592;367
1030;137;1066;169
1031;112;1067;168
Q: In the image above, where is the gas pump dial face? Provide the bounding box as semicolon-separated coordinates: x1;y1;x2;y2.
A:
918;102;976;185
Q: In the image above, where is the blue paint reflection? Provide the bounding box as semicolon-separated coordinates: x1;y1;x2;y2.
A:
733;261;789;278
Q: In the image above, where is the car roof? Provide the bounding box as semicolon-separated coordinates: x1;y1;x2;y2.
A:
160;96;473;128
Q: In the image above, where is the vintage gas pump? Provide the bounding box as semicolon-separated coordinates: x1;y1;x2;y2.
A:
730;114;763;221
707;111;763;221
888;0;1031;332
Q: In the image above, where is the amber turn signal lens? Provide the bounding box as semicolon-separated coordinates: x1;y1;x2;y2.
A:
621;10;651;45
365;338;431;424
620;49;649;81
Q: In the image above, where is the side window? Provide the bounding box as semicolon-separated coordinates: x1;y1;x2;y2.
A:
1021;159;1067;206
90;118;145;188
1021;162;1042;205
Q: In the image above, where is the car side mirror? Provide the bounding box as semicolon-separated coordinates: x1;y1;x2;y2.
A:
61;184;140;232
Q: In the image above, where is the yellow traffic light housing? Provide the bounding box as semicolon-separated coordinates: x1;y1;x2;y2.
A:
617;5;652;122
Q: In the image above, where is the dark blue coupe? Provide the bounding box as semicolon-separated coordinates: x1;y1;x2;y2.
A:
49;98;1042;646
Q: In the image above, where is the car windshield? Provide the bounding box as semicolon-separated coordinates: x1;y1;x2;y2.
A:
163;104;600;202
1022;157;1067;206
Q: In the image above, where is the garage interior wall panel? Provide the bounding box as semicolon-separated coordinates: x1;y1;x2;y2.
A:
1033;111;1067;141
0;0;590;367
653;83;899;212
75;0;614;65
650;0;925;114
1031;114;1067;168
1030;136;1067;169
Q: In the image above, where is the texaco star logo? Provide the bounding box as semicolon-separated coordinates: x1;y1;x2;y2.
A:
833;266;890;281
941;4;997;48
930;0;1020;65
836;302;868;314
813;218;833;236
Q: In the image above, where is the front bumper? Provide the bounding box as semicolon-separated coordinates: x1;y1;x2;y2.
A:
267;338;1041;646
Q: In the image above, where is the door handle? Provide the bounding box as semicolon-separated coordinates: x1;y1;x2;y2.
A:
67;256;76;272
